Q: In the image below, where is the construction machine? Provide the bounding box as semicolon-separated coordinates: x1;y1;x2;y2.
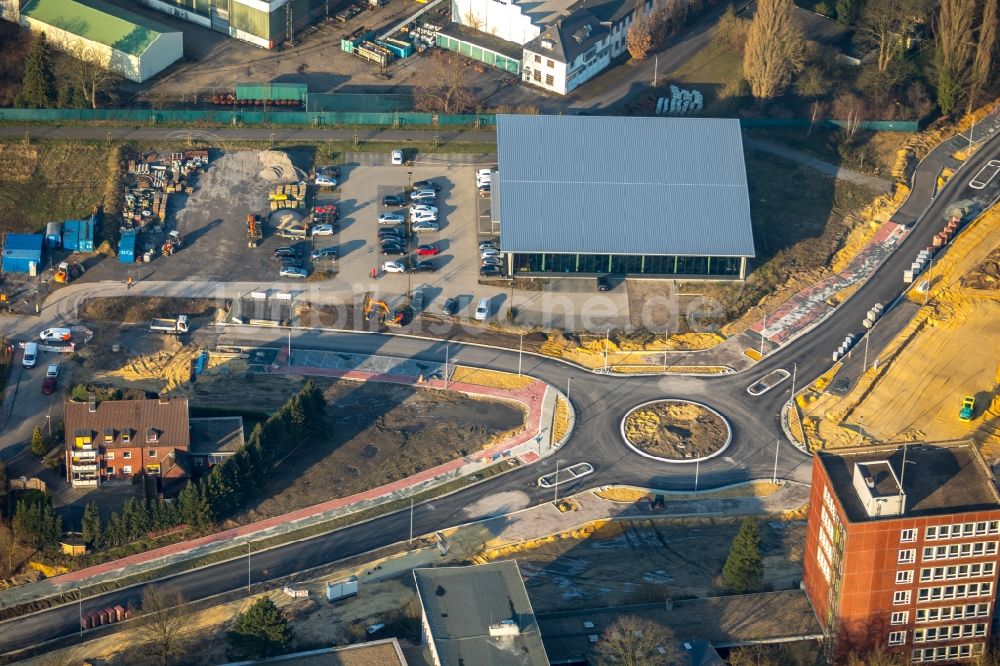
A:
247;214;263;248
161;230;184;256
362;293;403;325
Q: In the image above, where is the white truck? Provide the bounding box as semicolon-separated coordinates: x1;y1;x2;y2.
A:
150;315;189;334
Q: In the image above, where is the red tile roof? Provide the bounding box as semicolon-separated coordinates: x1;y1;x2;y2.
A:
65;397;190;450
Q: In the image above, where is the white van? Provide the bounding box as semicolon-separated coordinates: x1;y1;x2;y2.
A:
39;327;71;342
474;298;490;321
22;342;38;368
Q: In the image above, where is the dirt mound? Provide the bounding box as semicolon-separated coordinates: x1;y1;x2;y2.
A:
269;209;303;226
79;297;219;323
257;150;306;182
624;400;728;460
961;246;1000;290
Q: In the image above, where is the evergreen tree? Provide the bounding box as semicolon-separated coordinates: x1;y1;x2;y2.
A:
12;494;61;551
227;597;294;660
15;33;55;108
30;427;47;458
178;481;198;525
722;518;764;593
192;481;214;528
82;502;102;548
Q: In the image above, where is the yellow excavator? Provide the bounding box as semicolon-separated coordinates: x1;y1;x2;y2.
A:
363;293;403;325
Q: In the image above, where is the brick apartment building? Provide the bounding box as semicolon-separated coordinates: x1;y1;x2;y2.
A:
803;442;1000;663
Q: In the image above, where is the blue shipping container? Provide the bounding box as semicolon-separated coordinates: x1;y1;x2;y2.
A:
2;233;43;274
119;230;137;263
46;222;62;248
63;217;96;252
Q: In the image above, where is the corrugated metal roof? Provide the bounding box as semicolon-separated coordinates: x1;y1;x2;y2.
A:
496;115;756;257
236;83;308;102
3;233;43;257
21;0;177;56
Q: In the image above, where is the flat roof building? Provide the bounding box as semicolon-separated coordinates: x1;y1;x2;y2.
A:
414;561;549;666
19;0;183;82
220;637;409;665
494;114;755;279
2;233;43;275
803;441;1000;663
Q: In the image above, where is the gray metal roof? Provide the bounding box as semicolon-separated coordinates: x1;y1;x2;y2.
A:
496;115;756;257
414;561;549;666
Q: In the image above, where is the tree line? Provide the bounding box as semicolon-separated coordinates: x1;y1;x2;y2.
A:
19;382;327;556
14;32;120;110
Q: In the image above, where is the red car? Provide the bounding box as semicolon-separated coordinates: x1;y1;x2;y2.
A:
42;377;56;395
416;244;440;256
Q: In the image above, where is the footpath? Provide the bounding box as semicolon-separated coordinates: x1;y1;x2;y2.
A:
0;350;568;611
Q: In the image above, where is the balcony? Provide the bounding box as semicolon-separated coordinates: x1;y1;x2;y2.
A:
73;449;97;460
71;462;98;472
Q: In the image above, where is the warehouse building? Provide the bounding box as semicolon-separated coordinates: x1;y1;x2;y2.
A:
436;23;522;75
494;115;756;279
1;234;43;275
134;0;329;49
19;0;183;83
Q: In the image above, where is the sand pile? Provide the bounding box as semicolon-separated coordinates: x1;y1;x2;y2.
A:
257;150;306;182
269;210;303;226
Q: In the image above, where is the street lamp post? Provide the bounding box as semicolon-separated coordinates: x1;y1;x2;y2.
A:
773;440;780;484
518;333;523;376
759;312;767;358
553;460;561;505
247;540;252;593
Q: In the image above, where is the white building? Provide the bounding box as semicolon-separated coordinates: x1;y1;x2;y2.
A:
19;0;182;83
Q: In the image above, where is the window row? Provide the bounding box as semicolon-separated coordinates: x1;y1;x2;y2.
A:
926;521;1000;541
922;541;997;561
913;623;987;643
911;643;984;663
916;603;990;624
510;254;744;276
917;582;992;603
919;562;995;582
104;450;158;460
816;547;832;584
818;528;833;562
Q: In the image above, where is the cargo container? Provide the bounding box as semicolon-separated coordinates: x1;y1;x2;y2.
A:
326;576;359;602
63;217;95;252
377;38;414;58
235;83;307;103
119;230;137;263
46;221;62;248
2;233;43;274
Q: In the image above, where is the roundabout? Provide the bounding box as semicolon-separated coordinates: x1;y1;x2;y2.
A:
621;399;732;463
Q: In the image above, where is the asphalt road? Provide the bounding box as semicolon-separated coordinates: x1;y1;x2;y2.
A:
1;120;998;654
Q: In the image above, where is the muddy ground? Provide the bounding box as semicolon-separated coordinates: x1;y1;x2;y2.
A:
623;401;729;460
79;297;222;323
187;375;524;522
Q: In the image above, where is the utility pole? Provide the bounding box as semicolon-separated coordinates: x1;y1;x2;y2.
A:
653;55;658;87
444;345;450;388
553;460;561;505
694;459;700;492
604;329;609;372
759;313;767;358
790;362;797;403
247;540;251;593
566;377;571;404
287;328;292;368
409;498;414;544
773;440;780;484
863;329;871;374
518;333;523;376
969;115;975;154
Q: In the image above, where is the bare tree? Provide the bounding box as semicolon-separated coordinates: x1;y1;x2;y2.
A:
934;0;977;114
742;0;806;98
846;647;905;666
0;521;16;578
58;41;119;109
594;615;681;666
968;0;998;112
627;7;654;60
136;586;189;666
414;51;477;113
463;8;483;31
714;3;749;53
855;0;925;73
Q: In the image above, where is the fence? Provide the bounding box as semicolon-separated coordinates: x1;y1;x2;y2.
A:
0;108;921;131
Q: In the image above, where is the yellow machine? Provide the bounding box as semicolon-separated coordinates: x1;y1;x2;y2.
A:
363;293;403;325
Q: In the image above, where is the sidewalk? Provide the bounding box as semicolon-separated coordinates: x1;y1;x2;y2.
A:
0;353;568;611
743;137;894;192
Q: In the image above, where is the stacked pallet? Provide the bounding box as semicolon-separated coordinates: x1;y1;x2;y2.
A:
268;182;306;210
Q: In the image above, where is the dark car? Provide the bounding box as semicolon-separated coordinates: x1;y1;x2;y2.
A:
41;377;56;395
382;195;405;207
381;245;407;256
411;260;437;273
597;276;611;292
380;237;407;248
273;247;298;258
479;265;503;277
413;180;442;192
280;258;304;269
378;228;408;239
442;297;458;316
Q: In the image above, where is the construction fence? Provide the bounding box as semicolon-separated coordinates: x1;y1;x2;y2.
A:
0;108;923;131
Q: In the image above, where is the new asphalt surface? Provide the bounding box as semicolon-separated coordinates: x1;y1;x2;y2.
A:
0;118;998;655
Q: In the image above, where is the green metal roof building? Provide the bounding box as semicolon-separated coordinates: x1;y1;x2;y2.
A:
20;0;183;82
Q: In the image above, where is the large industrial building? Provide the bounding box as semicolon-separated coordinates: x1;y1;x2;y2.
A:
18;0;183;83
493;114;756;279
133;0;329;48
803;442;1000;663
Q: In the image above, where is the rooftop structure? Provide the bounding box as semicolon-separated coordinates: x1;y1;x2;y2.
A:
414;561;549;666
221;638;408;665
493;115;755;278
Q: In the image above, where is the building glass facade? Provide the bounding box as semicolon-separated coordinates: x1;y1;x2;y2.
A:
510;253;743;277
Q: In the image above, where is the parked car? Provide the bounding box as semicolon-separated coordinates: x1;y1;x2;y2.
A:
416;244;440;256
478;185;491;198
413;179;441;191
412;222;440;232
382;260;406;273
479;240;499;250
314;173;338;187
411;260;437;273
391;150;404;165
22;342;37;368
476;168;492;182
410;204;438;215
380;245;407;256
39;328;71;341
42;376;56;395
380;238;407;249
474;297;490;321
46;364;59;379
314;203;337;215
481;257;503;267
481;248;501;259
273;247;298;259
311;247;339;260
442;297;458;316
279;266;309;278
411;211;438;224
382;195;405;207
597;276;611;291
410;189;436;202
378;228;408;240
280;257;304;269
479;265;504;278
312;224;337;236
378;212;406;225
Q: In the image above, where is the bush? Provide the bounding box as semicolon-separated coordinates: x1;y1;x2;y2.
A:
31;427;47;458
813;2;832;16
